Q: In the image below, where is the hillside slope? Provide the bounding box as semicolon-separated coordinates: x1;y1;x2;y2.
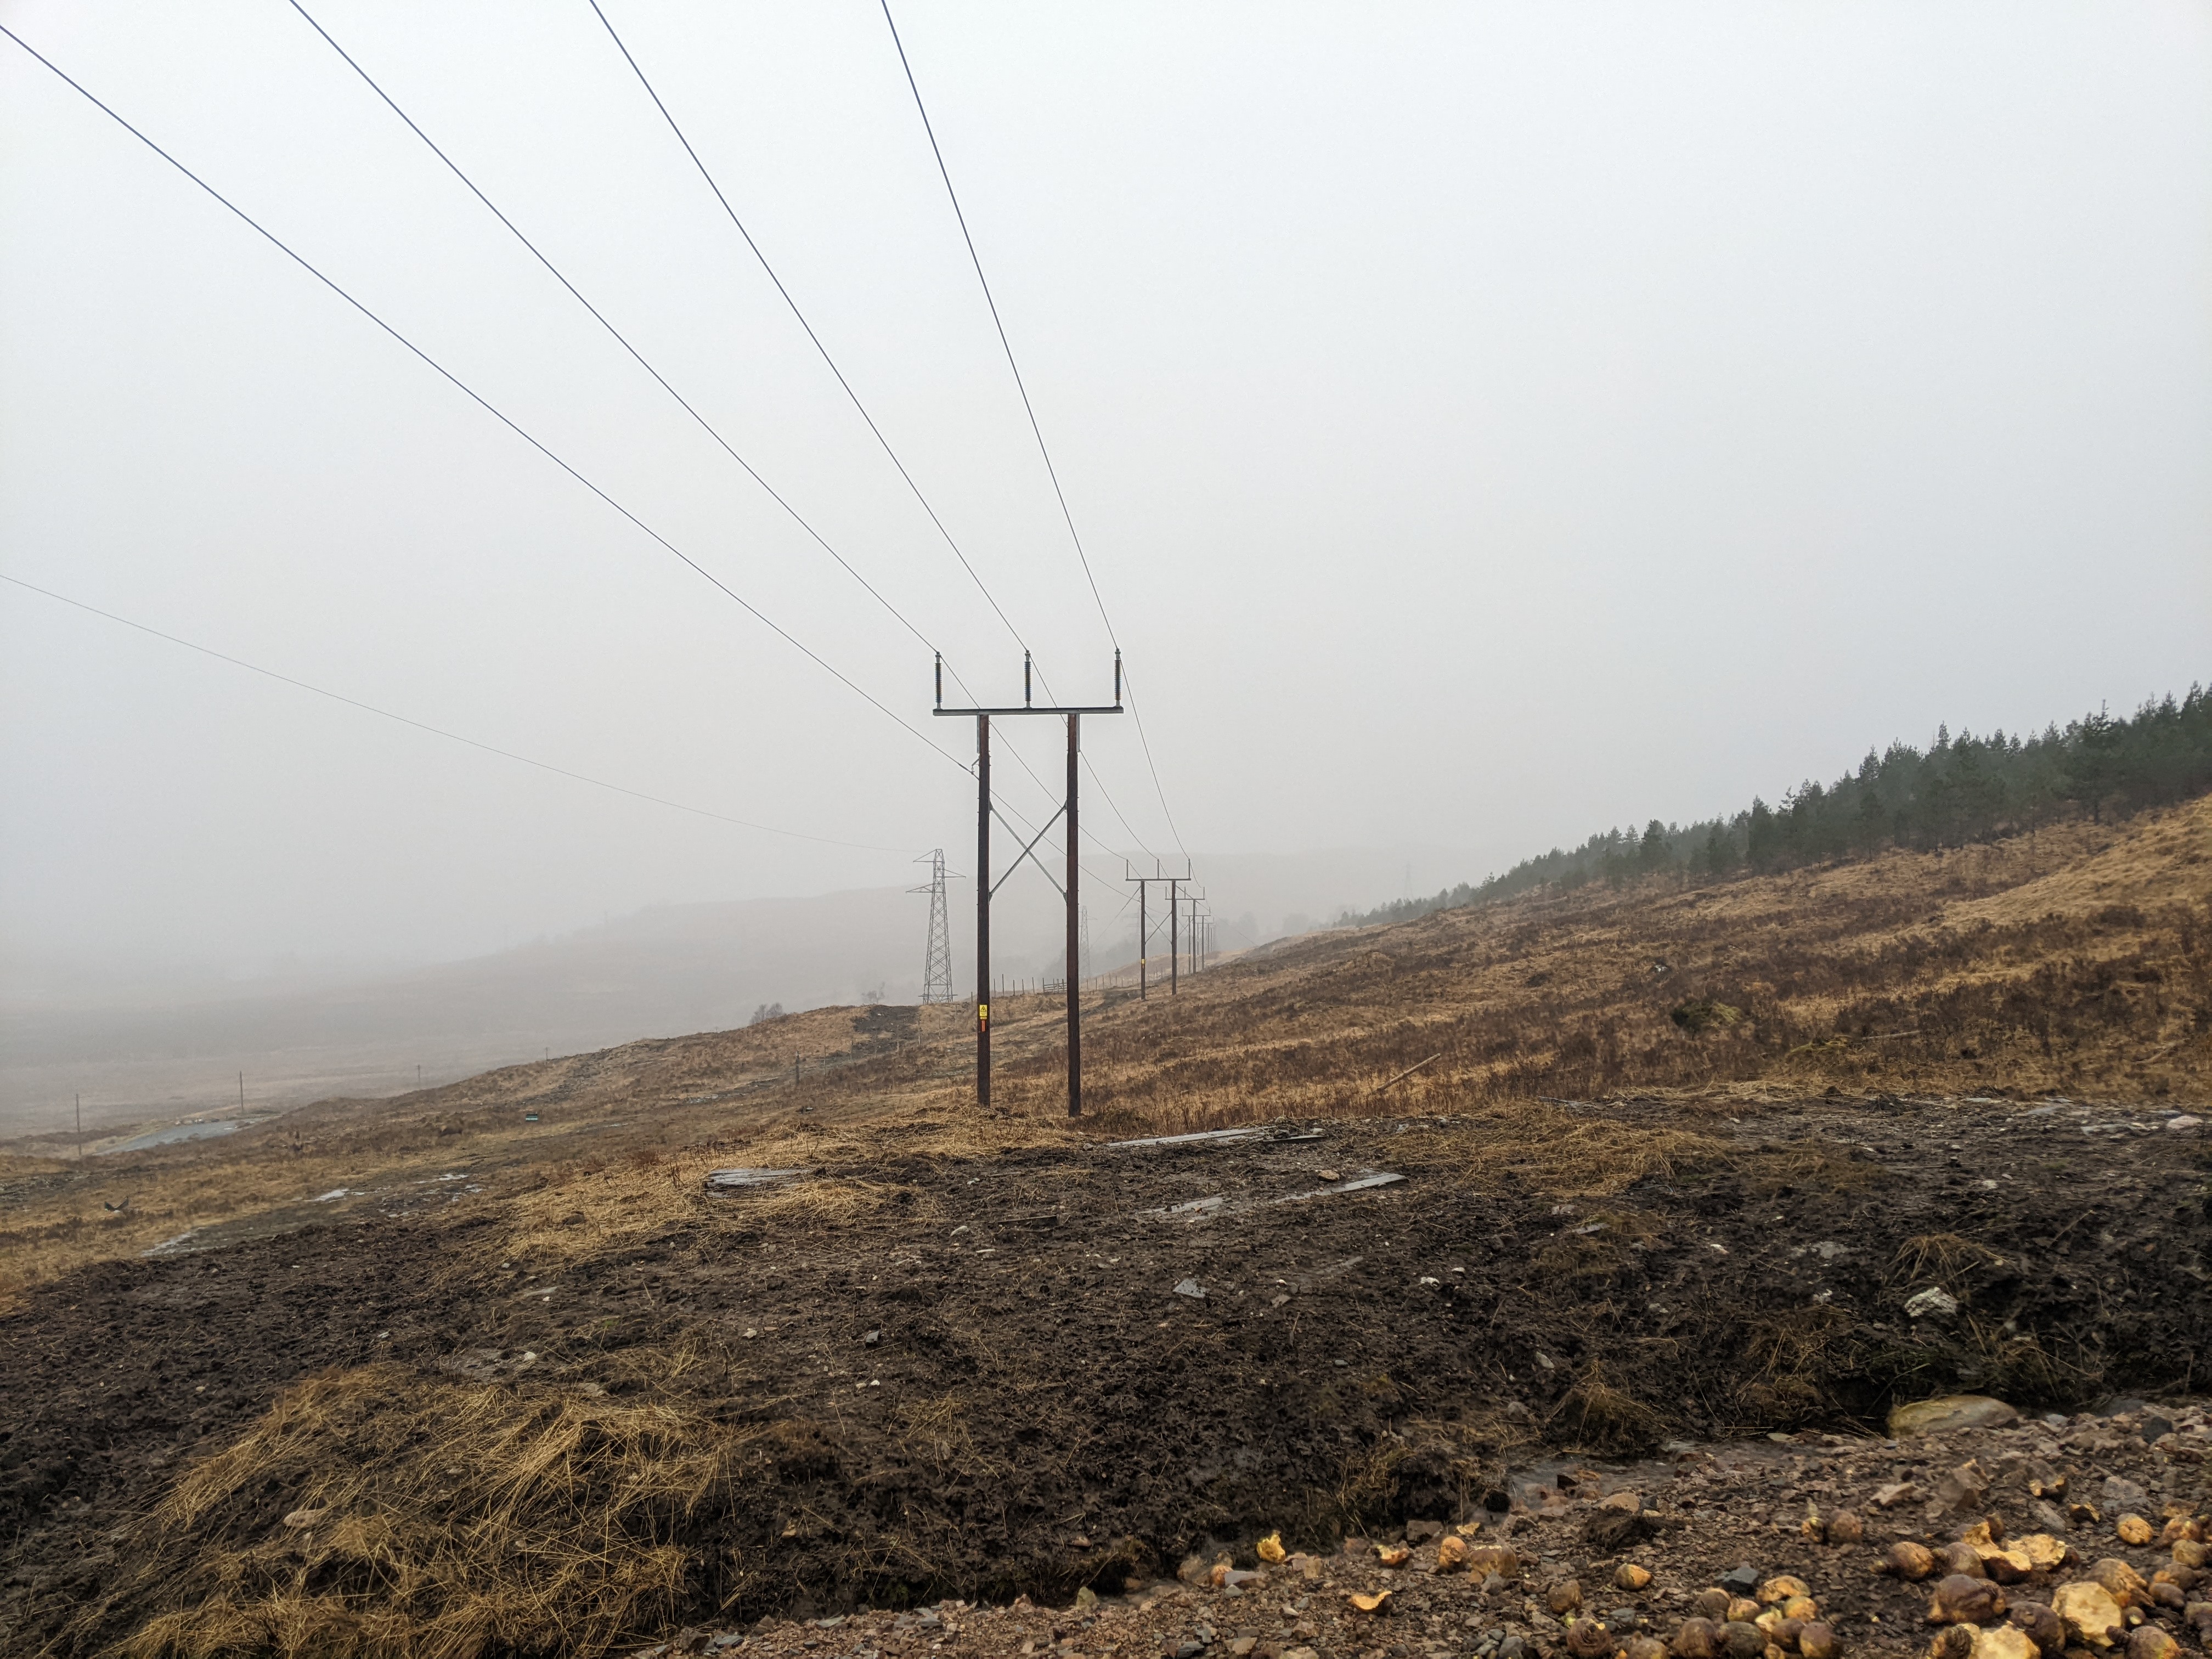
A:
1018;795;2212;1129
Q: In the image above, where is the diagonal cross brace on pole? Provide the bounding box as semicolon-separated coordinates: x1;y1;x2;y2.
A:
990;804;1065;900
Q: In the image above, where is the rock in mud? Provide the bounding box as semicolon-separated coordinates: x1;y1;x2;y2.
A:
1936;1462;1993;1513
1548;1579;1583;1615
1465;1547;1520;1581
2005;1601;2066;1656
1626;1638;1668;1659
1886;1542;1939;1581
1670;1617;1720;1658
1435;1535;1469;1572
1966;1627;2038;1659
2124;1629;2179;1659
2175;1538;2209;1570
1565;1617;1612;1657
2015;1534;2070;1572
1826;1510;1865;1545
1928;1627;1975;1659
2102;1476;2149;1512
2051;1581;2125;1648
1891;1396;2019;1437
2085;1559;2149;1607
1691;1590;1733;1622
1905;1287;1961;1321
1719;1621;1765;1659
1758;1575;1810;1606
2117;1515;2154;1546
1928;1574;2006;1625
1795;1621;1839;1659
1934;1543;1987;1579
1616;1563;1653;1592
1720;1566;1762;1597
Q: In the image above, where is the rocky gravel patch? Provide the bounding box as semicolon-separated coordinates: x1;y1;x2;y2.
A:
645;1402;2209;1659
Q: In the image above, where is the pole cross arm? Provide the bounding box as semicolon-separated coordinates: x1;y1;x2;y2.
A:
935;704;1121;716
990;804;1066;900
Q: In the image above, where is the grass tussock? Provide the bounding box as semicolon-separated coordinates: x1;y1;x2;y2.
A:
1890;1232;2007;1288
90;1362;769;1659
1549;1368;1664;1453
1393;1103;1729;1200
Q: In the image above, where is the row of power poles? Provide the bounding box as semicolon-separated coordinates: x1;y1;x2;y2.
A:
1123;865;1206;998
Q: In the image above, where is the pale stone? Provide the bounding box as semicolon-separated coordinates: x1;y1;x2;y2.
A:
1969;1627;2039;1659
1889;1395;2019;1437
2052;1581;2125;1648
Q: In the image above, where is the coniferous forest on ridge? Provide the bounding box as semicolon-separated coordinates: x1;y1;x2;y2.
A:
1344;682;2212;928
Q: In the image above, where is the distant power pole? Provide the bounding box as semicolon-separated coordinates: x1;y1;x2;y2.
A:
75;1093;82;1161
911;849;956;1003
934;651;1123;1115
1125;860;1194;998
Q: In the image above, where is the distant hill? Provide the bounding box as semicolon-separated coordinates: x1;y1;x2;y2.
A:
0;844;1465;1136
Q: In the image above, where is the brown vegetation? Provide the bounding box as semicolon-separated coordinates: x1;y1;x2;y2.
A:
5;796;2207;1306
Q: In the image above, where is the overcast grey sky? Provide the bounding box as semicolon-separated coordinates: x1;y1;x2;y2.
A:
4;0;2208;984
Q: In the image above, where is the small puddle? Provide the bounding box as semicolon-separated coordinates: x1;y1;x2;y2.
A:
105;1119;243;1153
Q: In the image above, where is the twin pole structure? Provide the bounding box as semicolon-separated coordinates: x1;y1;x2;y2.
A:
1124;864;1199;998
935;652;1122;1116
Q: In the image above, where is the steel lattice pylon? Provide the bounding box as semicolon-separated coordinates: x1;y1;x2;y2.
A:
912;849;955;1004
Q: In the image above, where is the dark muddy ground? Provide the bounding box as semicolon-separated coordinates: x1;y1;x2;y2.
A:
3;1094;2208;1654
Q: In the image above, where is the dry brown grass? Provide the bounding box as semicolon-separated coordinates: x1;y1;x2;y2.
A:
1890;1232;2008;1288
89;1359;770;1659
9;795;2206;1306
1014;794;2212;1134
1391;1103;1728;1200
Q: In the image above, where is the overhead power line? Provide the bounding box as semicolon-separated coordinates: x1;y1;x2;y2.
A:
586;0;1032;659
877;0;1190;861
3;21;1141;897
294;1;1141;866
0;571;915;853
0;21;960;772
584;2;1163;863
284;0;977;695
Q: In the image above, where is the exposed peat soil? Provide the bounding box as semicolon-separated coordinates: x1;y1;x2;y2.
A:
3;1095;2208;1655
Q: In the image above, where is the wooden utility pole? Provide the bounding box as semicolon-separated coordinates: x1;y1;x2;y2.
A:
1125;861;1193;1000
935;652;1122;1116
